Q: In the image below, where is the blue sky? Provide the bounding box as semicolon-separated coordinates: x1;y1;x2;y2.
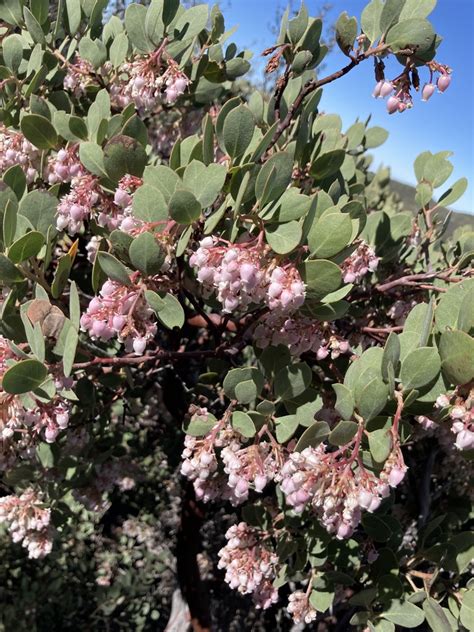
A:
220;0;474;213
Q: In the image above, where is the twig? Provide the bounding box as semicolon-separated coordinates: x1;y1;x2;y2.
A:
262;43;389;159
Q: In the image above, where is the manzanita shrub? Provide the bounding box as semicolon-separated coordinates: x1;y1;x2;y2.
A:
0;0;473;629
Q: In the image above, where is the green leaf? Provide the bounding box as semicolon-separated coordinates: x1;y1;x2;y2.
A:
3;34;23;73
182;161;227;208
69;281;80;331
335;11;358;55
329;420;358;446
415;182;433;208
223;367;264;400
19;190;57;236
96;252;131;286
380;0;406;34
225;58;251;80
386;18;436;55
36;442;54;468
311;150;345;180
361;0;383;43
3;164;26;200
234;380;258;404
174;4;209;41
333;384;354;419
362;514;392;542
21;115;58;150
1;359;48;394
369;428;391;463
365;126;389;148
62;326;78;378
308;212;352;258
422;152;454;188
145;0;164;45
295;421;330;451
78;142;107;177
265;221;302;254
274;362;312;401
232;411;256;438
183;412;216;437
381;600;425;628
2;199;18;248
103;135;147;182
143;165;180;203
145;291;185;330
129;232;165;276
125;3;153;52
8;231;44;263
399;0;437;20
222;105;255;160
23;7;46;43
460;589;474;632
51;254;73;299
169;189;201;224
400;347;441;390
439;330;474;385
66;0;82;34
0;254;24;283
437;177;468;207
299;260;342;300
275;415;299;443
382;333;400;381
423;597;455;632
357;378;388;421
132;184;168;223
255;152;293;206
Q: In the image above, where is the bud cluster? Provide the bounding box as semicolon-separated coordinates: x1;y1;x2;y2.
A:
217;522;280;609
81;278;157;355
63;56;97;97
373;66;452;114
56;174;123;234
47;146;83;184
111;55;189;113
280;442;407;539
0;489;55;558
113;174;144;233
341;241;379;284
190;237;305;314
435;386;474;451
253;313;350;359
287;590;317;625
181;409;284;505
0;125;41;183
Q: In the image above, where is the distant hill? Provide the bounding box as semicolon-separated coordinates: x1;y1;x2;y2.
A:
390;180;473;234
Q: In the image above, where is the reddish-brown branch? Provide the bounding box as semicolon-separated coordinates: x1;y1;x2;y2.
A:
376;270;464;293
263;43;389;158
71;347;229;370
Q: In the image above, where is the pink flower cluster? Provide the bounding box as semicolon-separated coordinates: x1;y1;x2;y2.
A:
113;174;145;234
63;56;97;97
217;522;280;609
342;241;379;284
0;489;54;558
436;387;474;451
0;125;40;183
280;443;407;539
111;55;189;112
287;591;317;625
56;174;123;234
373;69;452;114
253;313;350;359
81;278;157;355
181;410;282;505
190;237;305;314
47;146;83;184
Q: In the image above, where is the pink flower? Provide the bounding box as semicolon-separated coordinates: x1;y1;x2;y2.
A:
386;96;400;114
422;83;436;102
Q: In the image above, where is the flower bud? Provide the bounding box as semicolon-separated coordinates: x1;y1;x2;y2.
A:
380;81;394;97
372;80;383;98
386;96;400;114
437;74;451;92
422;83;436;102
388;466;406;488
